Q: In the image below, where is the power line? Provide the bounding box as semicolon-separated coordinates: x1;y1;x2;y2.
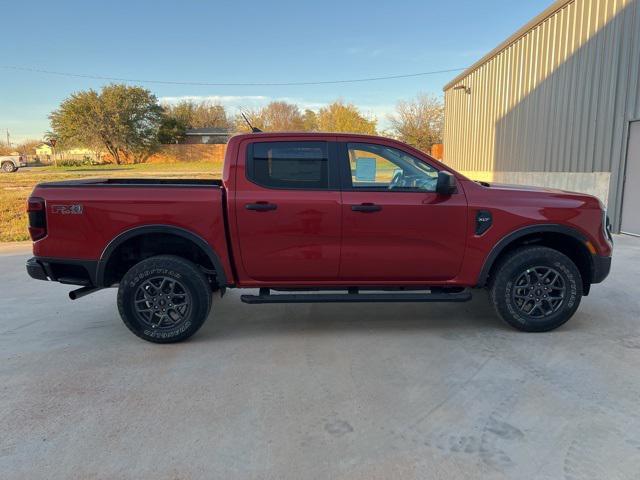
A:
0;65;466;87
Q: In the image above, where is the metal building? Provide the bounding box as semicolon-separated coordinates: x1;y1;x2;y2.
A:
443;0;640;234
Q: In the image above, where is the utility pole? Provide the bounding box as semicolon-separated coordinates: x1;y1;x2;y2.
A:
5;129;9;148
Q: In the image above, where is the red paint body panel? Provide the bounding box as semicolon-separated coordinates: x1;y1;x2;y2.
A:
29;132;612;290
31;185;234;282
232;137;342;281
454;179;612;285
340;190;468;281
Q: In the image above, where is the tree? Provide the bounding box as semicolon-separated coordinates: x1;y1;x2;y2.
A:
388;94;444;153
302;109;318;131
192;103;230;129
50;84;163;164
42;131;61;166
0;142;13;155
261;101;305;131
162;101;231;130
316;101;377;134
158;117;187;144
16;139;41;155
236;101;305;132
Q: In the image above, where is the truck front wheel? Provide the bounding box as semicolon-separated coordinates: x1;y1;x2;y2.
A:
489;246;583;332
117;255;212;343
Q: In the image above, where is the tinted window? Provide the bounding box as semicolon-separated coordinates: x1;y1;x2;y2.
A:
249;142;329;189
347;143;438;192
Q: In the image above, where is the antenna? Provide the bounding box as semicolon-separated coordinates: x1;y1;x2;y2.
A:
241;112;262;133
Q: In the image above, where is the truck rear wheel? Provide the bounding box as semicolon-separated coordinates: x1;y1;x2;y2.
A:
489;246;582;332
117;255;212;343
2;161;16;173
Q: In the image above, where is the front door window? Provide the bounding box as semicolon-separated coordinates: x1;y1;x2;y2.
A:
347;143;439;191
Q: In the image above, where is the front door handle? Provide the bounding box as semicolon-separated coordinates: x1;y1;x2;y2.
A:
245;202;277;211
351;203;382;213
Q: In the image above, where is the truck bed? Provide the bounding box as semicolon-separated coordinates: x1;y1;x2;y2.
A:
30;178;233;284
38;178;222;187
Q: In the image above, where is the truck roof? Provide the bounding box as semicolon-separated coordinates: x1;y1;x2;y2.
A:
230;131;391;141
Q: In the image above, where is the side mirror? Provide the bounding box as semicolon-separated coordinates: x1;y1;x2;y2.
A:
436;171;457;195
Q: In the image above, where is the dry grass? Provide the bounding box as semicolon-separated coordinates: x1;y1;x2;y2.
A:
0;162;222;243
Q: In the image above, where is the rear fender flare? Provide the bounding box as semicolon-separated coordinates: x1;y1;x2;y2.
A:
96;225;227;287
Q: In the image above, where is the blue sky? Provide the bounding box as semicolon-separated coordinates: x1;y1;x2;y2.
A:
1;0;552;143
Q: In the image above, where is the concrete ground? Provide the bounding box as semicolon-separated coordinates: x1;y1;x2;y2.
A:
1;236;639;480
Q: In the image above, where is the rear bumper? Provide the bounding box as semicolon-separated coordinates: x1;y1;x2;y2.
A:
592;255;612;284
26;256;98;286
26;257;49;281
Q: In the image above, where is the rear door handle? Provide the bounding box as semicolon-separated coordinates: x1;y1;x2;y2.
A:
245;202;277;211
351;203;382;213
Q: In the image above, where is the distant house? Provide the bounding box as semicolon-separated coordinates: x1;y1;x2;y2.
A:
35;143;99;162
183;127;231;144
35;143;53;158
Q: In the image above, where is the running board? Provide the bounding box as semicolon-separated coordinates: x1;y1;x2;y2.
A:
240;288;472;304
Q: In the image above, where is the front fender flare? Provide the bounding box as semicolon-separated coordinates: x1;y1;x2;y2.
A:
477;224;591;287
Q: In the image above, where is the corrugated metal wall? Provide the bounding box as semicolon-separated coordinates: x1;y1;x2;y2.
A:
443;0;640;229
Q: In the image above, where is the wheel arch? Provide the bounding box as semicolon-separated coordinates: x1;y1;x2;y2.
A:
97;225;227;288
478;224;595;292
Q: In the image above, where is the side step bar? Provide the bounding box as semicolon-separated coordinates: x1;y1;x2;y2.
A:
240;288;472;304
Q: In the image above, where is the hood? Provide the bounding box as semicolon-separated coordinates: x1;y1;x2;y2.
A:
470;180;602;209
478;181;581;196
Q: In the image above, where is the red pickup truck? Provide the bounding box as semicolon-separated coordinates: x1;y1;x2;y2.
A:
26;132;613;342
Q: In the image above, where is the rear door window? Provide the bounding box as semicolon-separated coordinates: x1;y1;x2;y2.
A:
248;141;330;189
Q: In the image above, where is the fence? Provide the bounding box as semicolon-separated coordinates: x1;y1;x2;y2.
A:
22;144;228;166
147;144;227;164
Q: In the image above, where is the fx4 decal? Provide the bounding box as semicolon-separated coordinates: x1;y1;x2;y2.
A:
51;204;83;215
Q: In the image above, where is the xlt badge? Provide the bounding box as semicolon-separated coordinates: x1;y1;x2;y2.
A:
475;210;493;235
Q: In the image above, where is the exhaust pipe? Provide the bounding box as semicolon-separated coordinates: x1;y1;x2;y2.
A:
69;286;102;300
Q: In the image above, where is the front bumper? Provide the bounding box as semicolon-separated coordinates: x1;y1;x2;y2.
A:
592;255;612;284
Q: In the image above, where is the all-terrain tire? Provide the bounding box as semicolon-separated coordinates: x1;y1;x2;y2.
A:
117;255;212;343
489;246;582;332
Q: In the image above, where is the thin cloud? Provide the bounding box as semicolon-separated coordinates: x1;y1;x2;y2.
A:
346;46;363;55
158;94;396;128
159;95;268;104
345;46;386;58
159;95;327;112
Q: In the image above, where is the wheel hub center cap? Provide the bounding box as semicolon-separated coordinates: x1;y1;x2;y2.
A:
512;266;566;318
133;276;192;329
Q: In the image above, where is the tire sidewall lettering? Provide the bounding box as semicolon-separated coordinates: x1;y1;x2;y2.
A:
500;254;580;327
504;279;527;325
129;267;182;288
143;320;192;339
